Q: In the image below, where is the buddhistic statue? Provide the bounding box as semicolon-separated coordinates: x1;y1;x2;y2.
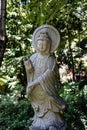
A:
24;25;67;130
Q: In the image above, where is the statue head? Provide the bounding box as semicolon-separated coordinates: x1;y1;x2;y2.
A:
36;32;51;55
32;24;60;53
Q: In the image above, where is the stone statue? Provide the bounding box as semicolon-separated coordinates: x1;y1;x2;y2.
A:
24;25;67;130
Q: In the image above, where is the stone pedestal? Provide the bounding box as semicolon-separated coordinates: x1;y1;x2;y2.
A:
29;121;67;130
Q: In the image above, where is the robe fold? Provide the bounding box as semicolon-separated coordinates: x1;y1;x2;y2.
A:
25;53;67;130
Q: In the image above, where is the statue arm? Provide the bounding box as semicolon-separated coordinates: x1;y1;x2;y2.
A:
24;53;37;84
27;57;56;95
28;56;56;85
26;69;52;97
24;59;34;73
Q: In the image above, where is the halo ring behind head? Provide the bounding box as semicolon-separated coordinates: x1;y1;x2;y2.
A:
32;24;60;53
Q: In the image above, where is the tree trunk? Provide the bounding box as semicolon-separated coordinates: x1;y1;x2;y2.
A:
0;0;6;67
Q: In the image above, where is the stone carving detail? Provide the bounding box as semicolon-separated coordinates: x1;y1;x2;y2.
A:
24;25;67;130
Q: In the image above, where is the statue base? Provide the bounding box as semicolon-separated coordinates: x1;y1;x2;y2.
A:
29;122;67;130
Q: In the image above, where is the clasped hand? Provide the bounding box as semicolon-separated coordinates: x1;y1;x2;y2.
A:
24;59;33;72
26;80;39;97
27;82;34;94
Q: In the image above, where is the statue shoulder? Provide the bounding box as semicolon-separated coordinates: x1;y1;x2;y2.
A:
47;54;56;69
30;53;38;62
49;54;56;62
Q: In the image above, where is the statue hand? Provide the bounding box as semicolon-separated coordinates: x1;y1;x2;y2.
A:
26;80;39;97
26;83;33;98
61;105;66;110
24;60;33;72
27;82;34;94
28;87;33;95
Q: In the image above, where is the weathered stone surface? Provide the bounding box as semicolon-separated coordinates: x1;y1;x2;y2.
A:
24;25;67;130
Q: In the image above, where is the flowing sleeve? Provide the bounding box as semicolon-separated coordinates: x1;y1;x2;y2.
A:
25;53;37;84
37;55;67;109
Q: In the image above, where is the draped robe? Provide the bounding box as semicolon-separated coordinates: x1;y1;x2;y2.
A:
25;53;67;130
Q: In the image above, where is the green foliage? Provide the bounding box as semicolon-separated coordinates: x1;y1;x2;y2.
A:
61;82;87;130
0;97;33;130
0;84;33;130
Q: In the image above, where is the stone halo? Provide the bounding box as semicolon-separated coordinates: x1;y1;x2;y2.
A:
32;24;60;53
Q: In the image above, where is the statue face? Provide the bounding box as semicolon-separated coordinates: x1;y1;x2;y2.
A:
37;39;50;54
